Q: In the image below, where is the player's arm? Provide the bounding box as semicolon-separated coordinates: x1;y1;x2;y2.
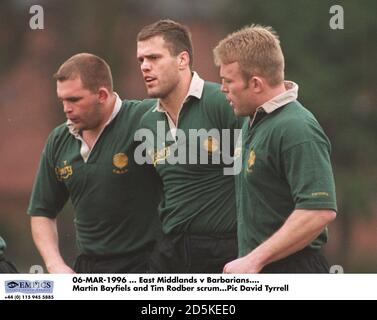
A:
223;209;336;273
31;216;74;273
225;134;337;273
28;130;73;273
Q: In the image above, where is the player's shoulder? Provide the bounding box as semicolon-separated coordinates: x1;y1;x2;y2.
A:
120;98;157;118
138;101;163;127
276;101;320;130
203;80;221;90
273;101;328;145
43;122;71;151
122;98;156;109
49;122;70;139
201;80;229;109
200;81;238;128
202;81;225;99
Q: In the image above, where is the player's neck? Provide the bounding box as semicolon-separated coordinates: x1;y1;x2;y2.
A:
263;82;287;104
82;93;116;149
160;71;192;125
248;82;287;117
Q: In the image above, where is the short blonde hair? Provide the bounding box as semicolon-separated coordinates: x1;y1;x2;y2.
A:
213;25;284;86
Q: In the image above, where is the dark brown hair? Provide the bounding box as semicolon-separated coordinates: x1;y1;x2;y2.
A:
54;53;113;92
137;19;194;69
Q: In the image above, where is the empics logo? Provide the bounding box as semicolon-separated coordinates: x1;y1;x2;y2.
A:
5;280;54;294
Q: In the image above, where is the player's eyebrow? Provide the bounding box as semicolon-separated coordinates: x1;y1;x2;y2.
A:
58;96;83;102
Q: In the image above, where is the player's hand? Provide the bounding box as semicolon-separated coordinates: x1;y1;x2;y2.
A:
223;256;263;274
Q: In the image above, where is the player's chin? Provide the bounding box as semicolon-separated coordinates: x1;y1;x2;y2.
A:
232;107;242;116
146;89;161;99
73;123;85;131
234;106;248;117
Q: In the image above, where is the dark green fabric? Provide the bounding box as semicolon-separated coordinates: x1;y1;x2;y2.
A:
237;101;337;256
28;100;162;256
138;81;244;234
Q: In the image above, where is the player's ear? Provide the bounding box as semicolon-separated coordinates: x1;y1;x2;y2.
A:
97;87;109;102
249;76;264;93
178;51;190;70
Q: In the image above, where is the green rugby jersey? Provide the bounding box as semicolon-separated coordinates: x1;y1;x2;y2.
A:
237;96;337;257
28;97;162;256
137;73;243;234
0;236;6;258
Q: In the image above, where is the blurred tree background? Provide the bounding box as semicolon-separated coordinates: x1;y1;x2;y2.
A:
0;0;376;272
